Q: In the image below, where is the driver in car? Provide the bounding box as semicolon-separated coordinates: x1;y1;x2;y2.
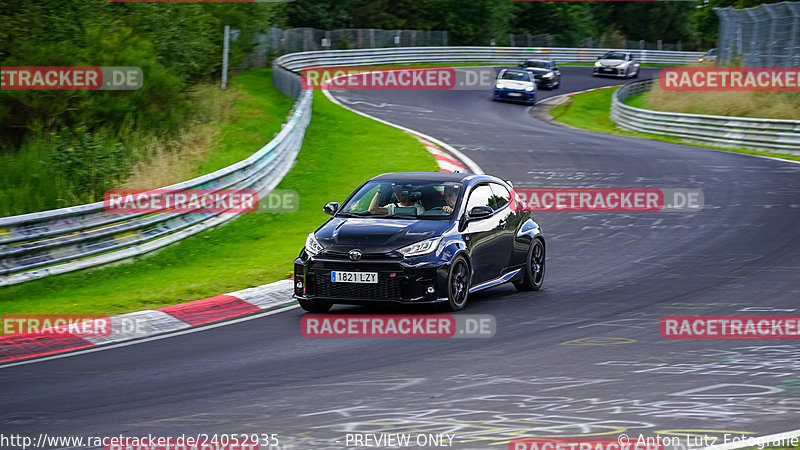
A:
442;184;459;214
368;184;425;215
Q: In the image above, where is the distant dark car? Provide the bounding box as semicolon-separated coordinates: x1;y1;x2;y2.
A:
519;59;561;89
293;172;545;312
493;69;537;105
593;51;640;78
698;48;717;64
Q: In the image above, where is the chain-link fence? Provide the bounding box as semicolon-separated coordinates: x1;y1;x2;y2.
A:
715;2;800;67
246;27;449;67
247;27;685;68
507;34;683;50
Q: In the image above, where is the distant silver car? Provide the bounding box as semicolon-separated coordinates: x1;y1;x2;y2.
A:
593;51;640;78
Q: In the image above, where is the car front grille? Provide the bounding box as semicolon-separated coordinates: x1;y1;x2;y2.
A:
313;273;403;300
497;90;531;100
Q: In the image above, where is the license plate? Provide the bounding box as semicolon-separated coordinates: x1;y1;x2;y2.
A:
508;92;522;97
331;271;378;283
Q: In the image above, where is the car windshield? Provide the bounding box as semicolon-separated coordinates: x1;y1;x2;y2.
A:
602;52;627;60
339;180;464;219
524;61;550;69
500;71;530;81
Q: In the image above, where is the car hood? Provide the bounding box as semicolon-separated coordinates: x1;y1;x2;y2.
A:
497;79;534;90
598;59;628;67
315;217;453;253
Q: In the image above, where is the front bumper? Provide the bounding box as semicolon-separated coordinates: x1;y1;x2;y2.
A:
493;88;536;103
533;76;556;88
593;66;627;77
293;254;448;305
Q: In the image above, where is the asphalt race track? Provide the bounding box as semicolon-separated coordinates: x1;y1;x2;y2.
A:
2;66;800;449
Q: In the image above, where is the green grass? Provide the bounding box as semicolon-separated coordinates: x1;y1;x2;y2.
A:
549;86;800;163
196;71;295;175
0;75;437;315
624;92;648;109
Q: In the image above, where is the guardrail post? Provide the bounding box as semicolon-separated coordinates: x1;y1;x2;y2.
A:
221;25;230;90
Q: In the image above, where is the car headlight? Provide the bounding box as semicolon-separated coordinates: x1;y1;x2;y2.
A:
594;61;602;67
616;62;628;68
397;237;442;257
305;232;324;256
525;86;534;91
542;72;554;78
495;82;505;89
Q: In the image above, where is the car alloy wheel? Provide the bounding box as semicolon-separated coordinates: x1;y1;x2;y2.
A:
446;256;471;311
514;237;545;291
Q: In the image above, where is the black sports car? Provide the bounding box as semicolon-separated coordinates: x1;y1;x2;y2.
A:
293;172;545;312
519;59;561;89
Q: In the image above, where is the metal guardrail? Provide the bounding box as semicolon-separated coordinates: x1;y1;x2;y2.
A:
610;79;800;153
273;46;702;74
0;90;312;286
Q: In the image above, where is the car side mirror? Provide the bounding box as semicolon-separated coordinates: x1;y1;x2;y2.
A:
467;205;494;221
323;202;339;216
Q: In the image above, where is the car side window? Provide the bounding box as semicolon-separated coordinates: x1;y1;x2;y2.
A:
466;185;494;211
489;183;510;210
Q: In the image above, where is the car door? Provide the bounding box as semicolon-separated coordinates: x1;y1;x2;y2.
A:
488;183;519;272
462;184;506;284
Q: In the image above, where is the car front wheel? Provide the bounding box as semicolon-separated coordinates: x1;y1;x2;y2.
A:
514;237;545;291
445;256;471;311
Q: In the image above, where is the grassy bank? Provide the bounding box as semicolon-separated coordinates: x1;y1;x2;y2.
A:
549;86;800;162
0;73;437;315
634;84;800;120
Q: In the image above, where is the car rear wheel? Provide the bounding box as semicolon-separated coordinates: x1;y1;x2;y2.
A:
514;237;545;291
299;299;332;313
445;256;471;311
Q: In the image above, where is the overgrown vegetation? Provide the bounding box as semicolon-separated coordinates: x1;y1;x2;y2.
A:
630;86;800;120
0;0;281;215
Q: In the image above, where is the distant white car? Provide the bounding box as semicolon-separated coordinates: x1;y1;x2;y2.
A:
593;51;640;78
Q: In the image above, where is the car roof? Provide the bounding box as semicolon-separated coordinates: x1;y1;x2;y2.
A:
524;59;552;63
371;172;509;187
372;172;475;182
